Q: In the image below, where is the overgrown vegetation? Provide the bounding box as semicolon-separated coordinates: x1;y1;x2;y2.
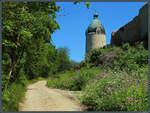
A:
2;2;73;111
80;68;148;111
47;67;103;91
2;1;148;112
2;76;44;111
2;1;90;111
47;41;148;111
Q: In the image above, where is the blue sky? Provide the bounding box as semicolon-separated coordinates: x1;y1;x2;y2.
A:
52;2;147;62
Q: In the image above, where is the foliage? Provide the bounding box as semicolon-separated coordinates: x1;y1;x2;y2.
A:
74;1;91;8
111;42;148;72
2;76;44;111
2;2;64;111
2;1;148;112
47;67;103;91
74;60;87;70
70;60;79;70
79;67;148;111
84;41;148;72
2;82;27;111
2;1;60;82
2;1;91;111
47;41;148;111
56;47;72;72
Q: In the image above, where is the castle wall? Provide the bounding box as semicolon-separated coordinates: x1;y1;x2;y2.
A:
111;3;148;46
139;3;148;39
86;33;106;53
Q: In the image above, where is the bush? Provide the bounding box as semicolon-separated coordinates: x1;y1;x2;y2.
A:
85;46;120;68
85;48;102;65
46;41;148;111
83;42;148;73
2;83;27;111
74;61;87;70
71;71;96;90
111;42;148;72
47;67;103;91
79;67;148;111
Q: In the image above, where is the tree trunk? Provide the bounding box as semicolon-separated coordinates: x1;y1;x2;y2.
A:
8;56;14;79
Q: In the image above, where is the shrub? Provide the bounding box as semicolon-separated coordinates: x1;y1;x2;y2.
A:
46;41;148;111
82;41;148;73
47;67;103;91
79;67;148;111
111;42;148;72
85;48;102;65
2;83;27;111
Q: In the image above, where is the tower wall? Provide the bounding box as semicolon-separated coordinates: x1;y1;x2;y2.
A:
86;33;106;53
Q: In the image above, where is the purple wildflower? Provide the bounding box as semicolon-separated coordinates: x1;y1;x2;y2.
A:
144;85;148;88
127;97;133;101
105;88;109;94
135;80;139;85
105;87;115;94
129;79;132;82
110;88;115;91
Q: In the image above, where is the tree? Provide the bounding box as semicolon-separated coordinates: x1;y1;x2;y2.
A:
70;60;79;70
2;1;91;85
2;2;60;83
57;47;72;72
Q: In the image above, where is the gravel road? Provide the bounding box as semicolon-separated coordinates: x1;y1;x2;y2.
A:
19;80;85;111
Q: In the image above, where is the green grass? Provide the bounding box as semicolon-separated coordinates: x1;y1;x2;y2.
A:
46;41;148;111
2;76;46;111
79;67;148;111
3;41;147;111
26;77;45;85
2;83;27;111
47;67;103;91
47;67;148;111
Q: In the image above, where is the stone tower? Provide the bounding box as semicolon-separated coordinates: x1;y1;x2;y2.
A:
85;13;106;53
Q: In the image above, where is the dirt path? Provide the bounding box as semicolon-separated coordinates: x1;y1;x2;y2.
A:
19;80;86;111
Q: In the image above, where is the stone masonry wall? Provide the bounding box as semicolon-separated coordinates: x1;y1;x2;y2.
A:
111;3;148;46
86;33;106;53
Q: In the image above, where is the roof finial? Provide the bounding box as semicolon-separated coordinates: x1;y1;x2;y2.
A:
93;11;98;19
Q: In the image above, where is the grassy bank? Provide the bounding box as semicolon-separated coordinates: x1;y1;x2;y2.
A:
47;67;103;91
2;82;27;111
2;77;45;111
46;42;148;111
79;67;148;111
